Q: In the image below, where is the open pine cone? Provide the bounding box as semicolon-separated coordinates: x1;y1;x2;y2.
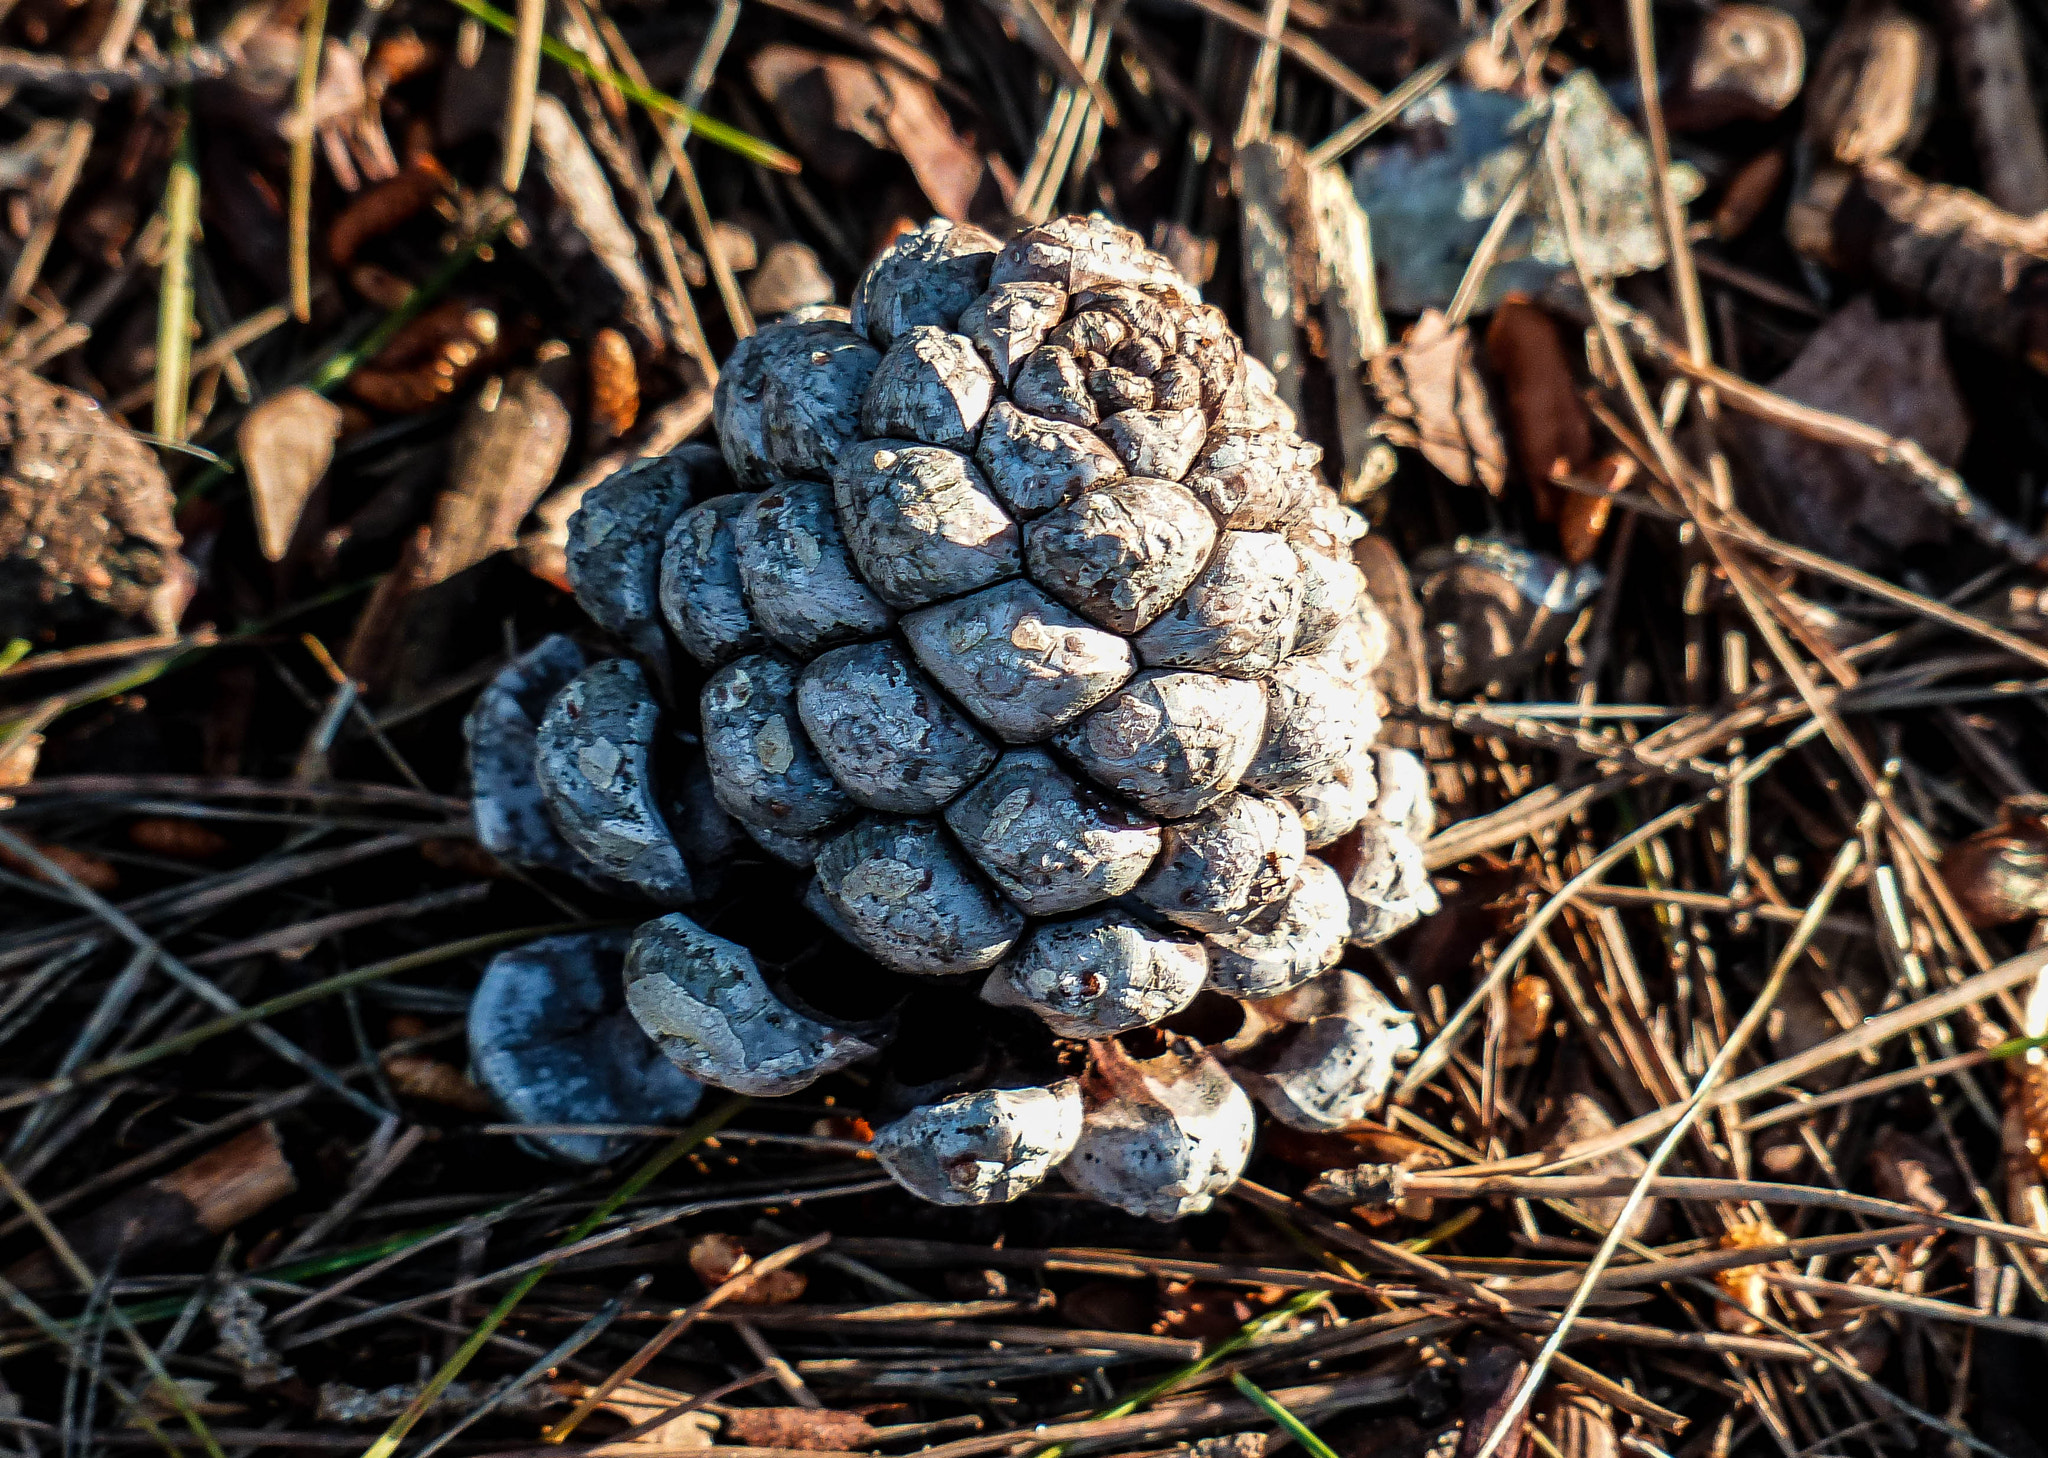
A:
469;216;1440;1219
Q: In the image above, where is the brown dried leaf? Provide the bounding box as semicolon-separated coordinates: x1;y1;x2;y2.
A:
238;388;344;563
1483;297;1591;521
575;1379;716;1448
0;837;118;893
588;328;639;441
1731;295;1968;567
327;153;451;267
1369;311;1507;494
686;1232;807;1304
1712;1216;1786;1334
380;1053;495;1112
720;1408;877;1452
418;367;573;586
128;817;231;861
1804;2;1937;166
748;45;985;220
1866;1125;1964;1213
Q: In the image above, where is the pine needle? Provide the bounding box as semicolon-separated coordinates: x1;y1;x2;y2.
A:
153;113;198;442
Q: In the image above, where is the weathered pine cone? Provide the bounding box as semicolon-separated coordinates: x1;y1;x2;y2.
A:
469;216;1438;1219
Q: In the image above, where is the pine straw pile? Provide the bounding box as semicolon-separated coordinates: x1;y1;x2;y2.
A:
5;1;2048;1458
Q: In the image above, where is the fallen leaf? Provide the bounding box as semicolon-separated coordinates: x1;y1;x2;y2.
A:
1730;295;1969;567
1713;1216;1786;1334
128;817;231;860
1351;71;1703;315
580;1379;716;1447
1370;311;1508;493
238;388;344;563
687;1232;807;1304
381;1053;494;1112
749;45;986;220
1483;296;1591;518
419;365;574;586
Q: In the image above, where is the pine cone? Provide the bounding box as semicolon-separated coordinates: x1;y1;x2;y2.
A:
472;216;1437;1218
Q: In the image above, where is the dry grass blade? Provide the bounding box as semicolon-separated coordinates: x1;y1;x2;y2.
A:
501;0;546;191
287;0;329;323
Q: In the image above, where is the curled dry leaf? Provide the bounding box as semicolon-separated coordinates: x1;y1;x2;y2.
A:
420;364;573;586
1804;2;1937;167
749;45;987;221
748;241;836;318
687;1232;808;1304
1412;536;1601;696
1713;1215;1787;1334
381;1053;494;1112
127;817;231;860
575;1378;716;1447
588;327;639;441
1483;296;1591;522
1537;1091;1661;1242
1728;296;1968;568
1369;311;1508;494
1665;4;1806;130
1940;798;2048;926
239;388;345;563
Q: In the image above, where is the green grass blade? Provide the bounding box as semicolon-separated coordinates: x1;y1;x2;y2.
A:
356;1096;748;1458
1230;1374;1343;1458
442;0;799;173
